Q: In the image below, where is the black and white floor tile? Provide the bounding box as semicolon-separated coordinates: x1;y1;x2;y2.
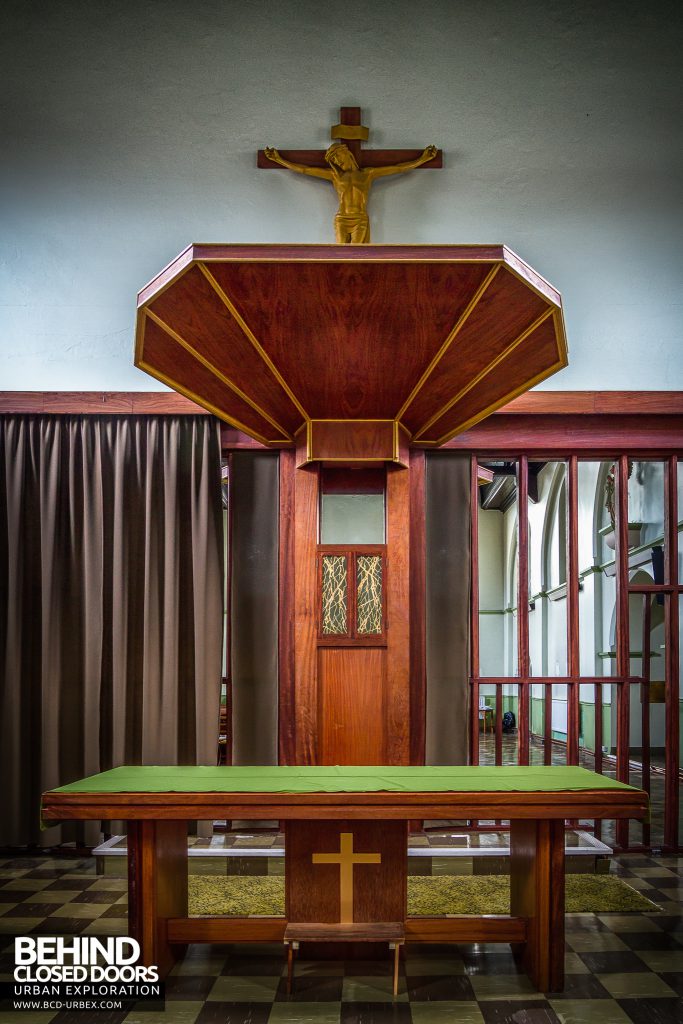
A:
1;852;683;1023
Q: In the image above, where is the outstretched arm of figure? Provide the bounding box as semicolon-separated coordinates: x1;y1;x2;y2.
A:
368;145;439;180
263;147;332;180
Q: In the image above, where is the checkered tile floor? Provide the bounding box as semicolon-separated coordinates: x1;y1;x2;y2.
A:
2;852;683;1023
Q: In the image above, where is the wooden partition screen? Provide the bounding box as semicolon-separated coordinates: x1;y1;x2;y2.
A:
213;391;683;854
468;450;681;854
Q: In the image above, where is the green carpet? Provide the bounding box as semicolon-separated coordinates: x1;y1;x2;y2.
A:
188;873;658;917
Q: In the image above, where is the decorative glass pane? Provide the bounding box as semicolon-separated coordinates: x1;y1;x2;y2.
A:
356;555;383;634
322;555;348;634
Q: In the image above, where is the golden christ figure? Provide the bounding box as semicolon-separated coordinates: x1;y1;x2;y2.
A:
263;141;438;243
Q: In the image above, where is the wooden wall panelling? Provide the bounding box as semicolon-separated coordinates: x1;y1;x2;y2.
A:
320;467;386;494
308;420;396;462
439;413;683;454
318;648;387;764
204;259;498;421
295;424;309;468
294;465;320;764
419;318;561;443
140;316;290;443
385;465;411;765
279;450;297;764
0;391;210;415
3;391;683;421
404;271;551;434
147;263;303;435
221;426;268;449
396;424;411;468
502;392;683;415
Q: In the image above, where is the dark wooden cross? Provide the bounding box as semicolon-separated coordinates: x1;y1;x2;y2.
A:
257;106;442;169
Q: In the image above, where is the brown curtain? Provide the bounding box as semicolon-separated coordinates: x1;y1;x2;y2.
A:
230;452;279;766
0;415;224;847
425;452;471;765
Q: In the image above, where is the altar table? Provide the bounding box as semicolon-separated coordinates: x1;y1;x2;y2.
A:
41;765;648;993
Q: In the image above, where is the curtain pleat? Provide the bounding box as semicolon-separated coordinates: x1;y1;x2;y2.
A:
425;453;472;765
0;415;224;847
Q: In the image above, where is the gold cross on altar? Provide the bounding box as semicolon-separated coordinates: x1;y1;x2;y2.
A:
312;832;381;923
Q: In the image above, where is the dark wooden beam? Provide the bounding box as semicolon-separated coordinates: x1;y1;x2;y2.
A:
4;391;681;419
257;105;442;169
501;392;683;415
0;391;208;415
440;413;683;454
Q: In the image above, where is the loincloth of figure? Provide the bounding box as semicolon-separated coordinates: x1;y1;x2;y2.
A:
334;212;370;243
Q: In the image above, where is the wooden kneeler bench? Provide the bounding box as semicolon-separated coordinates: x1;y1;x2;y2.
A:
284;922;405;997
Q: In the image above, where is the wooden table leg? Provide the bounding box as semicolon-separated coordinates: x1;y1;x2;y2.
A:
510;819;564;993
127;820;188;979
392;942;400;997
286;942;295;994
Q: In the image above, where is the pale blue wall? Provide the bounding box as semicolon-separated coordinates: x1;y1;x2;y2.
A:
1;0;681;390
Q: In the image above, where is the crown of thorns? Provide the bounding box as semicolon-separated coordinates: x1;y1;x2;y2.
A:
324;142;358;167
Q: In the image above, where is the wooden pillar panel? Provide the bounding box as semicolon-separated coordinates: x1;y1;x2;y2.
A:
386;465;411;765
510;818;565;993
293;465;320;765
286;820;407;924
127;820;188;978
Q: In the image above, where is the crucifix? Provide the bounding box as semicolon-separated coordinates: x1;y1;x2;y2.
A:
312;831;381;922
258;106;442;243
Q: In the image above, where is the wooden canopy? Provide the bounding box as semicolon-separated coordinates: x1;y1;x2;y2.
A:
135;244;567;453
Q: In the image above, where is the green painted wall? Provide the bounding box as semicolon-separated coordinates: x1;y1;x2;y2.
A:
528;698;612;753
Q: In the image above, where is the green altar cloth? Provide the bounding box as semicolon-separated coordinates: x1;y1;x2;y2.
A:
50;764;637;795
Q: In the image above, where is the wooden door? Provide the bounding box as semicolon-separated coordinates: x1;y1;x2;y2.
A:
281;460;415;767
318;648;386;764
